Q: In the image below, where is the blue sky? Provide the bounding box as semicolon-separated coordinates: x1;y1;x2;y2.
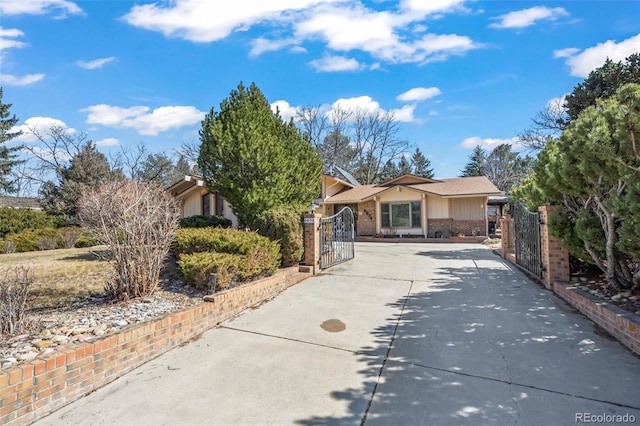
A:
1;0;639;184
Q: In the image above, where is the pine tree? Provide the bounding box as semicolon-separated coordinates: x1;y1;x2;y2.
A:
380;160;400;181
40;142;124;224
460;145;486;177
411;148;434;178
198;82;322;226
0;88;23;194
397;156;412;175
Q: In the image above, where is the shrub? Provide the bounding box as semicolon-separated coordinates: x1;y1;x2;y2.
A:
179;215;232;229
0;267;34;335
78;180;181;300
250;207;303;267
59;227;84;249
74;232;98;248
1;240;16;254
0;207;58;239
4;228;60;252
175;228;280;290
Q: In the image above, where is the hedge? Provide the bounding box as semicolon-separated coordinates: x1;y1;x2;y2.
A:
178;215;232;229
175;228;280;290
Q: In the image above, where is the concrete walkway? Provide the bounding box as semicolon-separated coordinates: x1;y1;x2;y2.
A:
37;243;640;425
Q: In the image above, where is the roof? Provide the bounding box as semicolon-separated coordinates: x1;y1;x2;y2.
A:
325;175;502;203
411;176;503;197
166;175;205;196
333;166;361;186
376;174;439;186
0;195;42;209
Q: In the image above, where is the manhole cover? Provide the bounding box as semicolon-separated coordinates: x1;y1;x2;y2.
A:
320;319;346;332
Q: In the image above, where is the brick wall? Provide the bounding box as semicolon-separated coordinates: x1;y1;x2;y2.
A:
428;219;485;237
0;267;310;426
554;282;640;356
356;201;376;236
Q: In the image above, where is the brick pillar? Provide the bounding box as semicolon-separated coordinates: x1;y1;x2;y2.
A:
303;213;322;275
538;206;570;289
500;215;513;259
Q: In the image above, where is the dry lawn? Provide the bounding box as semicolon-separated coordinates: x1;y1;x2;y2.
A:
0;247;113;308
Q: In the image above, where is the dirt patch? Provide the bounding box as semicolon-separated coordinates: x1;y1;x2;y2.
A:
571;263;640;316
321;319;346;332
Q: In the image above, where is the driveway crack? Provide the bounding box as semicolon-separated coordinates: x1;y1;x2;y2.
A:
360;279;415;426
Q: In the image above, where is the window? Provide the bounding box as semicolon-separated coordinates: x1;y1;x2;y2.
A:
202;193;211;215
381;201;421;228
215;193;224;216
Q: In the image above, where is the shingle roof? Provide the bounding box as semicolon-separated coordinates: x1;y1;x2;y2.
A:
412;176;502;197
325;175;502;203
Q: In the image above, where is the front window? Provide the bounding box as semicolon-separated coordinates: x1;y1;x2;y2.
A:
202;193;211;215
381;201;421;228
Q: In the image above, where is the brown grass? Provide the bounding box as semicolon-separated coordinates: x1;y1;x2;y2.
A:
0;247;112;308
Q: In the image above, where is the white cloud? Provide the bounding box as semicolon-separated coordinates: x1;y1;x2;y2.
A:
122;0;338;43
271;100;298;122
122;0;481;68
310;54;364;72
11;117;76;143
554;33;640;77
400;0;467;15
82;104;205;136
95;138;120;147
76;56;116;70
331;96;381;115
0;27;27;51
546;95;567;116
0;0;82;17
0;73;45;86
489;6;568;29
390;104;416;123
460;136;522;150
397;87;441;102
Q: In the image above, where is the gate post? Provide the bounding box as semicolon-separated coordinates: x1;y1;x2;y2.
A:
303;213;322;275
538;206;570;289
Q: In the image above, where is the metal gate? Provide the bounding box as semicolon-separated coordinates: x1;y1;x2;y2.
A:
513;202;542;278
319;206;355;269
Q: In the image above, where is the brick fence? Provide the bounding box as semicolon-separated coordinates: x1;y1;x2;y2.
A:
500;205;640;356
0;267;310;426
554;282;640;355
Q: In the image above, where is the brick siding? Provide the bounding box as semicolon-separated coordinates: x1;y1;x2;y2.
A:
0;267;310;425
356;201;376;236
428;219;485;237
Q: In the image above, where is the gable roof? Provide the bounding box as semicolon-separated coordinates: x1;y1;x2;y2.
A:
166;175;206;197
325;175;502;203
376;174;439;186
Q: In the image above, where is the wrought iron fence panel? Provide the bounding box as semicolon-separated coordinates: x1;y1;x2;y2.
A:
319;207;355;269
513;202;542;278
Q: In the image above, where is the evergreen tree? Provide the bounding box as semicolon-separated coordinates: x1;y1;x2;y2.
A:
380;160;400;181
483;144;533;194
40;142;124;224
198;82;322;227
411;148;434;178
397;156;412;175
0;88;23;194
460;145;486;177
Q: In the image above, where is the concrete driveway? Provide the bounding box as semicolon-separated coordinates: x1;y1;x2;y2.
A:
37;243;640;425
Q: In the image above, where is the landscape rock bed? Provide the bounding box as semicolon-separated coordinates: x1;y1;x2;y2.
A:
0;279;206;368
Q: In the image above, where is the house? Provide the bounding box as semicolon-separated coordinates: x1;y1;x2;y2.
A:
0;195;42;210
318;173;503;237
166;175;238;228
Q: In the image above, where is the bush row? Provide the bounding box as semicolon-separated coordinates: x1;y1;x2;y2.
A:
0;207;59;239
249;207;303;267
178;214;232;229
0;227;95;253
175;228;280;290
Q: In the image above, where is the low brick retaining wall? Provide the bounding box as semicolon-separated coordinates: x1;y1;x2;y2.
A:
0;267;310;425
554;282;640;356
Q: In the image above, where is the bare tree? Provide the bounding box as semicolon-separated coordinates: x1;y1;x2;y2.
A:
0;267;33;336
517;98;568;150
351;109;409;184
296;105;329;149
78;180;181;300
